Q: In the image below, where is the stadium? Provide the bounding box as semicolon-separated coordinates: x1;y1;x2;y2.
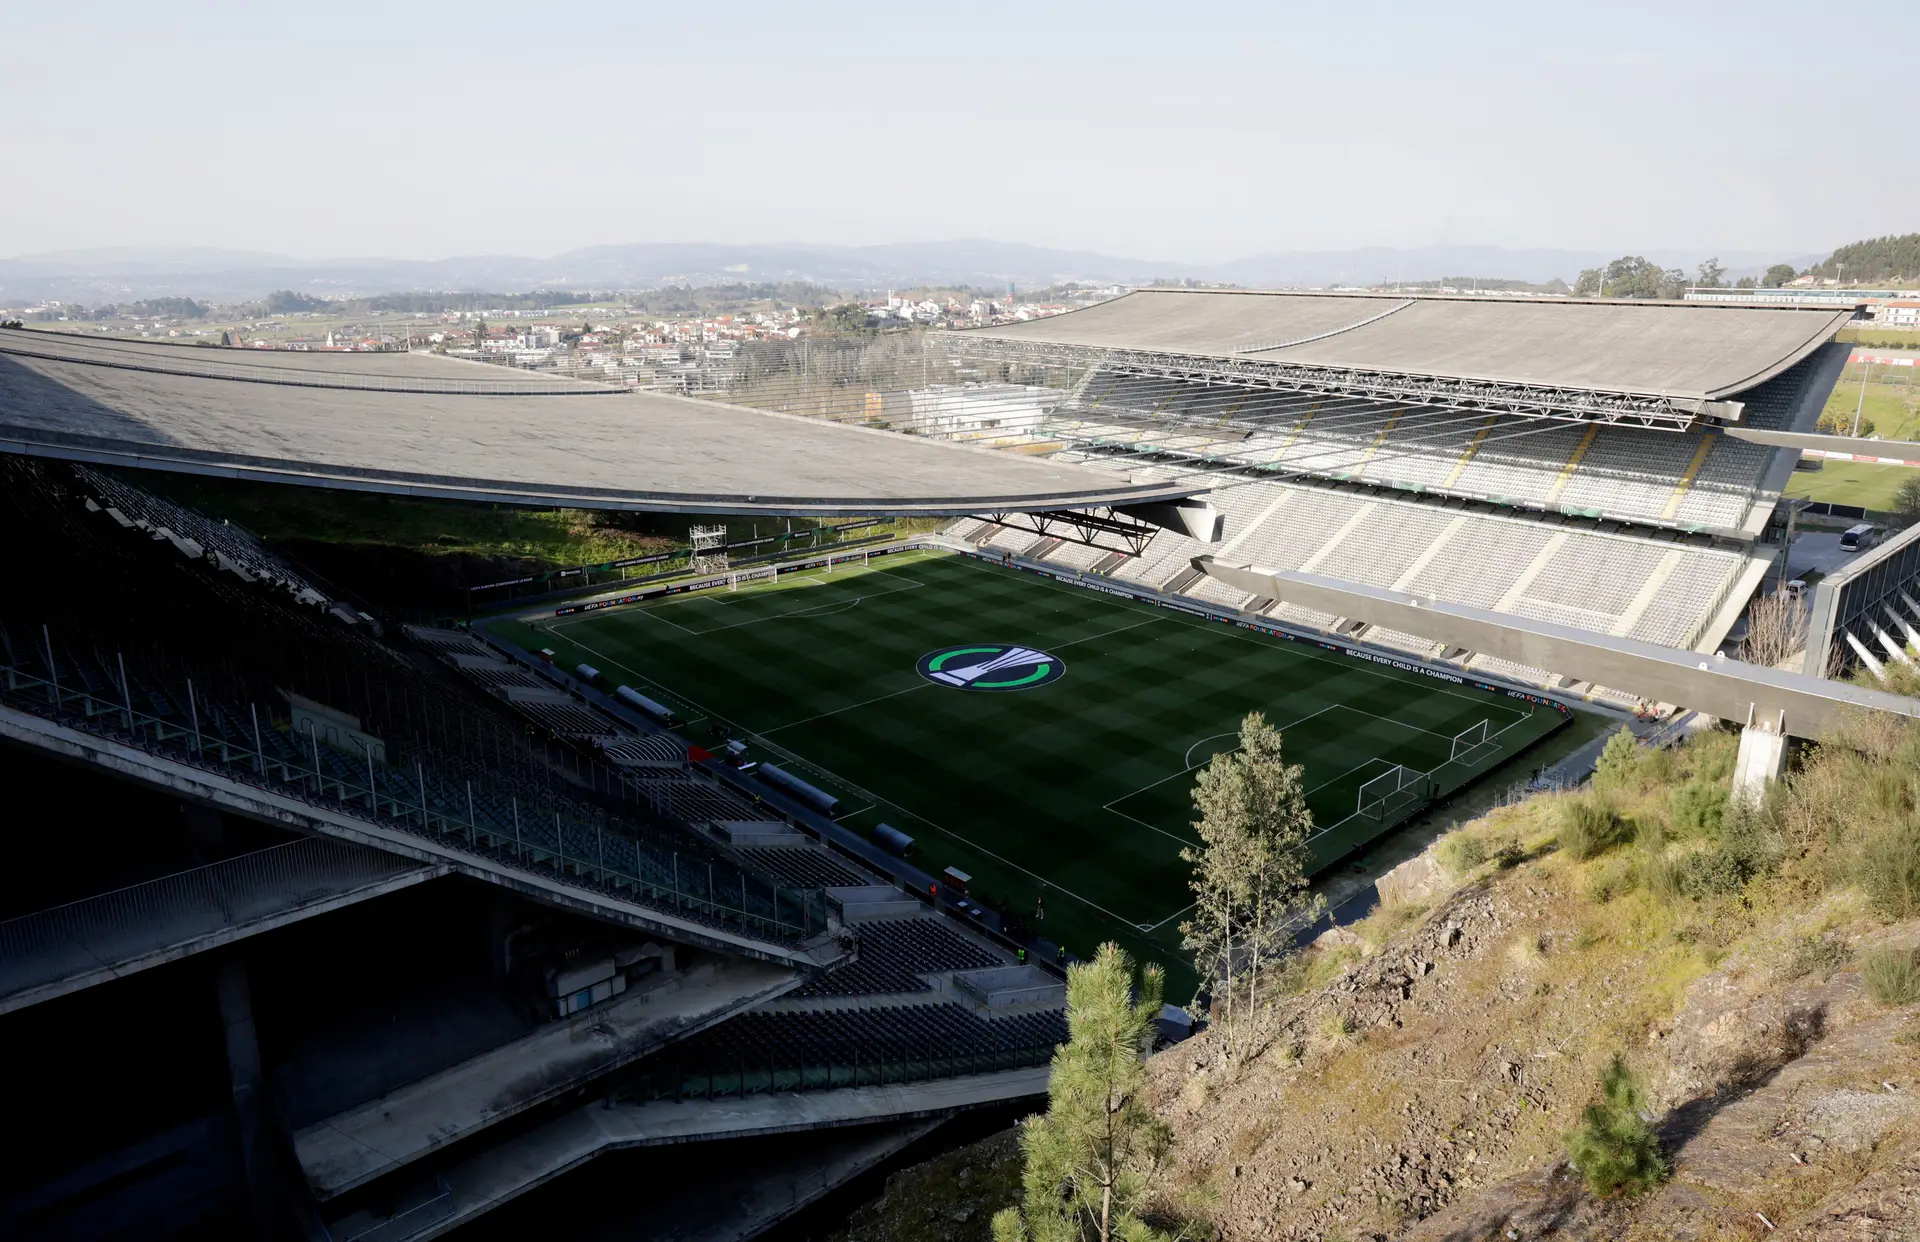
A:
2;288;1914;1242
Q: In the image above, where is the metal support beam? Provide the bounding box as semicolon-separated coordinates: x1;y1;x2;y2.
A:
1724;427;1920;463
980;506;1164;556
1194;555;1920;739
941;334;1705;428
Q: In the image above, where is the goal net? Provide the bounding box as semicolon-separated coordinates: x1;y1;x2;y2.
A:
1356;764;1433;821
1448;719;1499;766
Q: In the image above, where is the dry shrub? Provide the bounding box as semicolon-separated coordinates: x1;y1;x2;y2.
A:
1439;830;1493;877
1586;855;1640;905
1771;930;1853;983
1851;819;1920;920
1353;900;1429;955
1559;794;1630;861
1861;947;1920;1007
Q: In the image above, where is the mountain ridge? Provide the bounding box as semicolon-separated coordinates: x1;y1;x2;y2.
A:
0;240;1828;304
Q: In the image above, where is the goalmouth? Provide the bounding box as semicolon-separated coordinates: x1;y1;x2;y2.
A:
1356;763;1435;821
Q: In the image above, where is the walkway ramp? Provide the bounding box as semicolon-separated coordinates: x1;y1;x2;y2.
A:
354;1068;1049;1241
296;959;801;1200
0;837;436;1015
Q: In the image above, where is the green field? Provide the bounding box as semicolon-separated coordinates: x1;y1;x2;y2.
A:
1785;460;1911;515
486;550;1566;979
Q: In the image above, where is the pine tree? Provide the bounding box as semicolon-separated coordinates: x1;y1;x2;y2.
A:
1179;711;1322;1069
1565;1054;1669;1196
993;944;1171;1242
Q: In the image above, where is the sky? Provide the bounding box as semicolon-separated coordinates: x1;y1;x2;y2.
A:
2;1;1910;264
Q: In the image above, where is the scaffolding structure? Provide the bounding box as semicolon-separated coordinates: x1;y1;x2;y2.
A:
689;525;730;576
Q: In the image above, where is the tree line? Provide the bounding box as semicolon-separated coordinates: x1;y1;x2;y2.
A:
1802;233;1920;285
1574;232;1920;300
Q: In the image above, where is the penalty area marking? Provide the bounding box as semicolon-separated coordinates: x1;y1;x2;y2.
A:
630;573;928;636
1099;700;1522;846
1101;703;1342;824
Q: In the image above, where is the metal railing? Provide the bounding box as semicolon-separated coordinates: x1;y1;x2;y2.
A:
628;1040;1057;1103
329;1175;453;1242
0;838;419;1002
0;659;827;945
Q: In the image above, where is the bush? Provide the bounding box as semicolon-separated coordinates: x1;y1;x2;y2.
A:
1861;947;1920;1007
1851;818;1920;920
1565;1055;1669;1197
1668;779;1726;839
1439;831;1492;877
1773;931;1852;983
1593;728;1644;794
1675;807;1783;898
1586;856;1639;904
1559;796;1629;861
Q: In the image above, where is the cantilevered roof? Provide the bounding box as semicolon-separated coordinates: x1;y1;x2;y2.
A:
965;289;1852;402
0;331;1193;515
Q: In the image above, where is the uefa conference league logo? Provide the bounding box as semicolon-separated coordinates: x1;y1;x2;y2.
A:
917;644;1065;692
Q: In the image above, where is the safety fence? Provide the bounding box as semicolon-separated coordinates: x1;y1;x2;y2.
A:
0;655;828;946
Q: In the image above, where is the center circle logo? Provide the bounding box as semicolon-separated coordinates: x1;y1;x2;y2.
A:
917;644;1066;692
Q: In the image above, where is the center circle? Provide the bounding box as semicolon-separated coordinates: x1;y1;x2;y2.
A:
917;644;1066;692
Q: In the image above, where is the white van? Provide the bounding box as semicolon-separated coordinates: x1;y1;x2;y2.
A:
1839;523;1880;552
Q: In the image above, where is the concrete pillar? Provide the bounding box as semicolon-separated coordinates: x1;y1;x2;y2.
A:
215;956;279;1237
1732;725;1788;804
1874;623;1912;665
1846;631;1888;682
1886;606;1920;657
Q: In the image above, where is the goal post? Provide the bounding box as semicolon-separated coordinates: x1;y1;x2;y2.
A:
1447;719;1501;767
1356;763;1433;821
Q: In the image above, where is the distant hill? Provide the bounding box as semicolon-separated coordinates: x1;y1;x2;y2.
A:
0;240;1830;304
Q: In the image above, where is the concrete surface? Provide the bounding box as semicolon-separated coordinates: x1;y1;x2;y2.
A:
295;959;802;1199
405;1068;1050;1240
574;1120;943;1242
0;702;847;968
968;289;1849;399
1196;556;1920;738
1783;531;1865;581
0;331;1195;516
0;838;436;1015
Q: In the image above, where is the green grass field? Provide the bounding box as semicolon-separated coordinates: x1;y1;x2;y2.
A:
486;550;1567;979
1785;460;1911;515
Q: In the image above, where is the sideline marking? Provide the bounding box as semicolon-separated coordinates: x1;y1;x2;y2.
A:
762;682;935;734
535;549;1548;943
637;575;926;636
1102;704;1342;817
1098;699;1534;845
1052;615;1167;650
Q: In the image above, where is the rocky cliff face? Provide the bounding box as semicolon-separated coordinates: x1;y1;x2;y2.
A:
831;811;1920;1242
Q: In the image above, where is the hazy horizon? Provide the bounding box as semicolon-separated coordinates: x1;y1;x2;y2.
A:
4;1;1910;264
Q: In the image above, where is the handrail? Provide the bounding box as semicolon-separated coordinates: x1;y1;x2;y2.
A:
630;1040;1059;1103
0;660;827;945
332;1174;454;1242
0;838;418;1000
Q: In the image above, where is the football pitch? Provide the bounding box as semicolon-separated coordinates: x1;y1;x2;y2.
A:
486;549;1568;979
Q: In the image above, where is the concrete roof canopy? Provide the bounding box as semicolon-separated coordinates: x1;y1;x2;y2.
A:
967;289;1853;401
0;331;1194;516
